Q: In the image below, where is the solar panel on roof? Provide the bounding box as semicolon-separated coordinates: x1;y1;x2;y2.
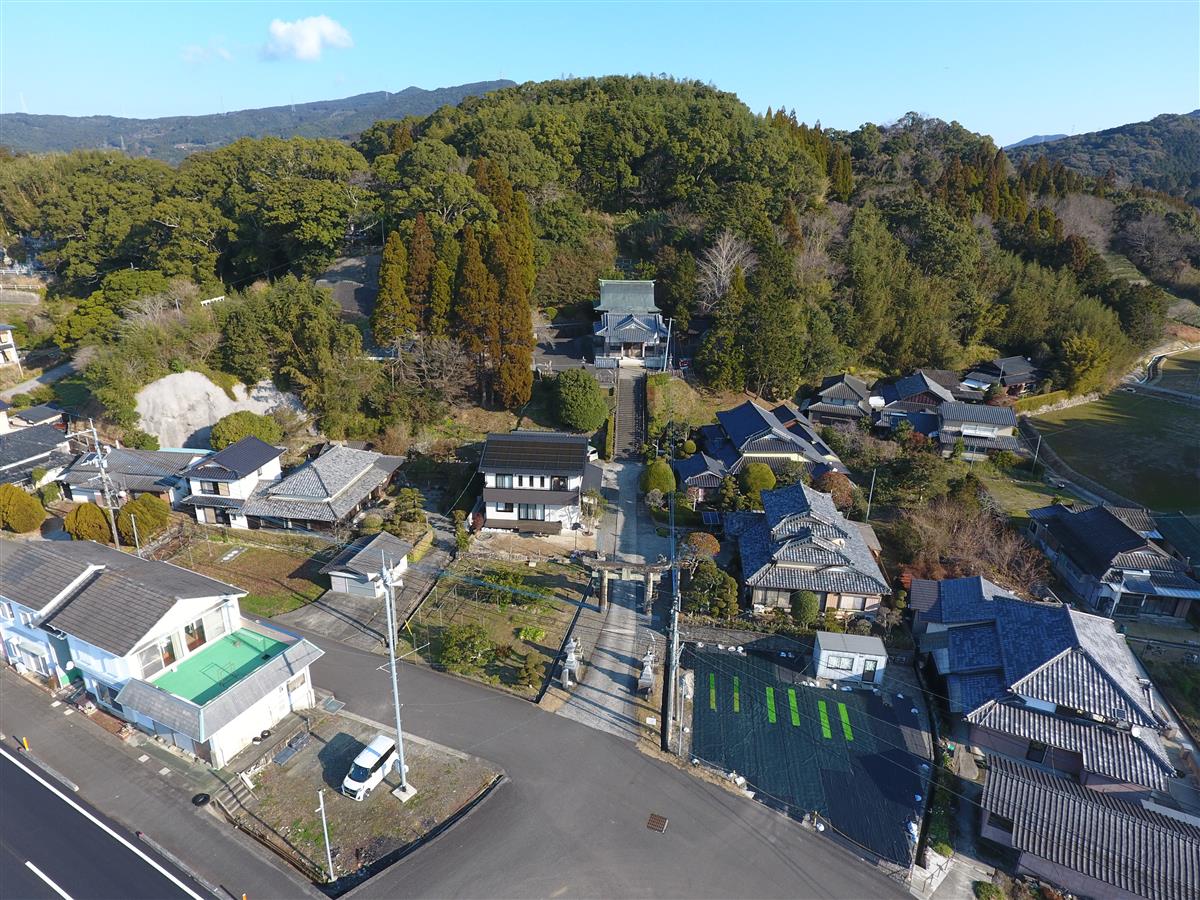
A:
702;511;721;525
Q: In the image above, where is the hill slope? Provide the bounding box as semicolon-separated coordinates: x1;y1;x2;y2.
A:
1005;133;1068;149
0;80;515;162
1008;110;1200;204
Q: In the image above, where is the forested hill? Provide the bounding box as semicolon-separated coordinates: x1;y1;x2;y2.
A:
1007;110;1200;206
0;80;515;162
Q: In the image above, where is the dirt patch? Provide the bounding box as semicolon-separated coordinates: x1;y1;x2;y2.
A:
242;714;500;887
170;539;327;617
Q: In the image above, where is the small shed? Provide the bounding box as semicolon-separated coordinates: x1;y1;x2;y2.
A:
319;532;412;599
814;631;887;684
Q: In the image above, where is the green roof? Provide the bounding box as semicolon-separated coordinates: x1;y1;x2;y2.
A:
596;279;657;313
153;628;289;705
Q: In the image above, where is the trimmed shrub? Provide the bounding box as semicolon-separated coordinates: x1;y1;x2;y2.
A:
556;368;609;432
790;590;820;628
680;438;697;457
64;502;113;542
641;458;676;494
0;484;46;533
738;462;776;497
210;410;283;450
117;495;170;545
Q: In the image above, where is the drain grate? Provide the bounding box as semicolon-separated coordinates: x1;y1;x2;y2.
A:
646;813;669;833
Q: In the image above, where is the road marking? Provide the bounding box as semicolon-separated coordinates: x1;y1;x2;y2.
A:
765;687;776;723
0;747;205;900
62;709;73;716
838;703;854;741
818;701;832;739
24;861;73;899
708;672;716;710
50;701;61;708
137;754;149;763
788;689;800;726
158;766;172;776
732;677;740;713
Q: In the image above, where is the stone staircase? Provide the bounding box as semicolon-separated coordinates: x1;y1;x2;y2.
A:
615;373;645;460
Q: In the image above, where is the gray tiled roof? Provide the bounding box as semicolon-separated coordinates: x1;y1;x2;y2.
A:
948;623;1004;673
672;451;727;488
319;531;413;578
916;575;1018;623
11;404;64;425
939;401;1017;427
0;541;94;611
61;448;202;493
879;372;954;407
938;432;1021;452
0;424;69;471
241;447;401;524
594;312;667;342
982;757;1200;900
116;639;323;741
968;700;1173;791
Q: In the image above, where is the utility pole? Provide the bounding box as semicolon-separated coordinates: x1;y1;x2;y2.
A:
668;492;682;754
381;554;414;799
316;789;334;883
1031;433;1043;473
129;514;142;557
865;467;878;522
88;420;121;548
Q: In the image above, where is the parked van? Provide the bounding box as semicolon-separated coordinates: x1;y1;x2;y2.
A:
341;735;396;800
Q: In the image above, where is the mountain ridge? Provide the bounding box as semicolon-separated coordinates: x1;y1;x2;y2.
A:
1004;133;1068;149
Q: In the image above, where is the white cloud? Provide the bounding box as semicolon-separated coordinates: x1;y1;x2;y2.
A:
182;41;233;64
262;15;353;62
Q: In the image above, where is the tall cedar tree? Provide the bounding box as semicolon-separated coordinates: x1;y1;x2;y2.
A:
406;212;436;328
456;225;499;403
830;144;854;202
373;231;414;345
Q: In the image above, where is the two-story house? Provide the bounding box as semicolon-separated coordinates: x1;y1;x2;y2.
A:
60;446;207;507
727;483;889;618
180;436;284;528
937;401;1019;459
1027;503;1200;621
874;371;956;430
801;373;879;427
592;279;670;367
0;540;323;768
477;431;600;534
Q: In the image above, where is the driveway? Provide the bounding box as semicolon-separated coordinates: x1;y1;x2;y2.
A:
0;359;78;401
297;628;909;899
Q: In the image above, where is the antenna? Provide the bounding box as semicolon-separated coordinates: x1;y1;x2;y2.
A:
88;419;121;548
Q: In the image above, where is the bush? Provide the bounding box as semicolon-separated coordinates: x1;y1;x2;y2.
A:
439;622;494;675
64;502;113;542
116;495;170;545
39;482;62;505
790;590;820;628
0;484;46;533
543;306;558;321
680;438;697;457
739;462;776;498
603;414;616;460
973;883;1003;900
519;652;544;688
641;458;676;494
555;368;609;432
123;428;160;450
518;625;546;643
683;531;720;560
820;609;845;633
209;410;283;450
359;513;384;534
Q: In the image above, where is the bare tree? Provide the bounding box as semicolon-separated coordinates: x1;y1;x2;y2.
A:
391;334;471;403
696;230;757;313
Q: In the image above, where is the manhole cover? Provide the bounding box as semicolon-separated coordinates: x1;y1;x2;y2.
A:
646;813;668;833
192;793;211;806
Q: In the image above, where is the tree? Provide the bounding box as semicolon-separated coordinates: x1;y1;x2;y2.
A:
209;410;284;450
683;559;739;619
406;212;436;326
739;462;777;499
697;230;757;313
682;531;720;565
123;429;160;450
556;368;608;431
372;231;414;345
456;225;500;403
717;475;742;511
815;471;855;510
64;502;113;543
518;652;544;688
790;590;820;629
117;495;170;545
776;459;810;487
0;484;46;533
439;622;494;675
428;258;454;337
641;458;676;494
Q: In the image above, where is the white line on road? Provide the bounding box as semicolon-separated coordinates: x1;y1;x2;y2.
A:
1;747;205;900
24;860;74;899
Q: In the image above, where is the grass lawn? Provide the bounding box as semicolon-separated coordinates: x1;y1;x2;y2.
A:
1033;392;1200;513
975;465;1083;519
170;540;327;617
1157;348;1200;397
646;373;743;436
401;556;590;697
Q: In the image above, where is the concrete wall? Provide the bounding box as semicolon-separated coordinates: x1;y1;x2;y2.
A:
208;666;314;768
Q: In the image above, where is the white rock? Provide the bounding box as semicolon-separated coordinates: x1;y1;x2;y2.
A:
135;371;305;448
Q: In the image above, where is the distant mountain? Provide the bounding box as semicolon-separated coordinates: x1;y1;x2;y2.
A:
1007;110;1200;204
1004;133;1068;149
0;80;516;163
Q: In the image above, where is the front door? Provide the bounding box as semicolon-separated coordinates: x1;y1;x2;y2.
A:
862;658;878;684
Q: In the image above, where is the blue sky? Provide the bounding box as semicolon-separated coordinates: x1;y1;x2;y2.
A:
1;1;1196;145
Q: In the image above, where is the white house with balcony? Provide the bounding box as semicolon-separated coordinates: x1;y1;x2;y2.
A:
180;436;284;528
477;431;601;534
0;540;323;769
937;401;1019;459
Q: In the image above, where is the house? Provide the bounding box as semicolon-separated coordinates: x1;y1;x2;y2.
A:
962;356;1042;396
592;279;670;367
875;371;955;429
691;400;844;488
802;374;879;427
0;540;323;769
240;444;403;532
60;446;206;507
0;323;19;367
9;403;65;430
1027;504;1200;621
477;431;601;533
728;483;889;617
909;575;1018;637
937;401;1019;459
0;399;10;434
980;757;1199;900
319;531;412;598
814;631;887;684
672;450;728;502
916;368;986;403
0;423;73;487
180;436;284;528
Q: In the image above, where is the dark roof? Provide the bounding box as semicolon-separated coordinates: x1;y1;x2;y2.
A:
1032;504;1180;580
595;279;657;314
878;372;954;408
320;532;413;578
715;401;837;464
817;373;871;402
594;312;667;342
673;451;727;487
939;401;1017;427
0;424;70;472
241;446;402;524
479;431;589;476
913;575;1018;623
915;369;986;402
982;757;1200;900
11;403;63;425
61;447;203;493
185;436;282;481
1155;512;1200;565
1;541;243;656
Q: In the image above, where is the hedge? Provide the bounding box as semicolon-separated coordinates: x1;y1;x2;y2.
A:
603;414;616;460
1014;389;1070;414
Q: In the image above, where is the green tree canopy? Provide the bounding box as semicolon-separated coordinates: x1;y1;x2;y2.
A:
117;495;171;545
641;458;677;494
64;502;113;543
790;590;820;629
0;484;46;533
555;368;608;432
683;559;739;619
439;622;494;675
209;411;284;450
739;462;777;499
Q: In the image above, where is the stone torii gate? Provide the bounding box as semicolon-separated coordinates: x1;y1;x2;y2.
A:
587;558;671;612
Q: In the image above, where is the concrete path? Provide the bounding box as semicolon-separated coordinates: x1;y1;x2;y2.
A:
0;359;78;401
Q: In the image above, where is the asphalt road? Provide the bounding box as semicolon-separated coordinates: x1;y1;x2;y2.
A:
300;629;909;899
0;748;201;900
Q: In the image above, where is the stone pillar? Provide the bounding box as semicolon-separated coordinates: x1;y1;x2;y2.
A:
645;572;657;607
599;569;610;612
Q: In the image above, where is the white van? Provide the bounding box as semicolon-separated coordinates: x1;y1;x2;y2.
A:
341;735;396;801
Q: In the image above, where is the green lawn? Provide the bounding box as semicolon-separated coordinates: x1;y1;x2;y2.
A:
1033;393;1200;513
975;466;1082;518
1157;349;1200;398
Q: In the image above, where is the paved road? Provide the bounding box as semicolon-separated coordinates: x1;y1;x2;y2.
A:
299;628;907;899
0;359;78;401
0;748;201;900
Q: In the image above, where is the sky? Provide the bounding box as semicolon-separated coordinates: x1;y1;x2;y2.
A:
1;1;1197;146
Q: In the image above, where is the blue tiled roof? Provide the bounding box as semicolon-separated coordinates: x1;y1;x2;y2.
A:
948;623;1004;673
948;673;1008;712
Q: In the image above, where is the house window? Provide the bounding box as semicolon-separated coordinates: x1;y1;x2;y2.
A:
18;610;34;627
842;596;866;611
1026;740;1048;764
539;476;546;488
138;643;165;679
0;602;12;620
517;475;525;487
518;504;546;521
184;618;206;652
94;682;123;712
495;502;514;513
551;476;568;491
495;474;514;488
824;654;855;671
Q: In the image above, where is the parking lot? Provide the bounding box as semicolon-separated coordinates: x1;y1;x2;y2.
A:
685;646;930;867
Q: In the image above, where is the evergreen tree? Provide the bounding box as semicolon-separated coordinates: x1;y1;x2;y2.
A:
456;225;499;403
428;258;454;337
830;144;854;201
372;231;414;345
695;268;748;390
406;212;436;328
